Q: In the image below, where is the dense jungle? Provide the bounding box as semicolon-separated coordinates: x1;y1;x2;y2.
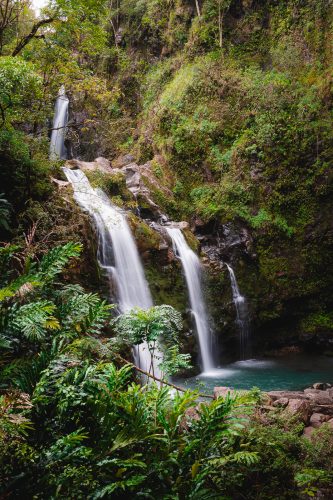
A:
1;0;333;498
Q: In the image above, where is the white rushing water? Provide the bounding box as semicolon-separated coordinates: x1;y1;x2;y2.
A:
50;86;69;160
63;168;161;376
226;264;250;359
166;228;214;373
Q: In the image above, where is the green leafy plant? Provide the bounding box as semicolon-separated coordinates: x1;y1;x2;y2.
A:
113;305;191;377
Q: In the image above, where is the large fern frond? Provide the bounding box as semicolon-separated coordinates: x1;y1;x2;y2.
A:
0;274;41;303
37;242;82;283
10;301;60;341
57;289;112;335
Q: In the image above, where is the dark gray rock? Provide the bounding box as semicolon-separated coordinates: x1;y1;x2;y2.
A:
312;405;333;416
313;382;332;390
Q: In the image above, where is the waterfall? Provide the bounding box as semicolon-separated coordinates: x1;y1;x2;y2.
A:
226;264;250;359
166;228;214;373
63;168;161;376
50;86;69;160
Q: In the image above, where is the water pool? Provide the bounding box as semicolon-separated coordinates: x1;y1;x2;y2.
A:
174;355;333;392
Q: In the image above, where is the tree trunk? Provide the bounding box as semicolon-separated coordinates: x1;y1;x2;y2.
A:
218;2;223;49
195;0;201;19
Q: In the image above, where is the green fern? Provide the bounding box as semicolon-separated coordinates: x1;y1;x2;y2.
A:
0;352;51;393
11;301;60;341
0;242;82;303
37;242;82;282
0;274;41;303
93;474;147;498
232;451;260;465
57;289;112;335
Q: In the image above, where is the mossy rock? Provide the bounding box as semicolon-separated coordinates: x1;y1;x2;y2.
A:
127;213;163;253
85;170;131;201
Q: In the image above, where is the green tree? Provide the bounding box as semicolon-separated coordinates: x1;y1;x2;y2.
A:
113;305;191;378
0;56;42;127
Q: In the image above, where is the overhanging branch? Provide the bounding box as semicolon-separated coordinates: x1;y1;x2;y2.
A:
116;354;214;399
12;17;54;56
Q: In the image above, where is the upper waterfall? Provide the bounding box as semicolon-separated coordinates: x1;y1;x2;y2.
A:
166;227;214;373
226;264;250;359
50;86;69;160
63;168;159;375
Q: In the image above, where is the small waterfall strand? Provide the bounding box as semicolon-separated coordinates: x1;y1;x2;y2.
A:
167;227;214;373
50;86;69;160
226;264;250;359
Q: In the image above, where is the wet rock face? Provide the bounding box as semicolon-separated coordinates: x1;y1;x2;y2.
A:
196;222;253;265
194;222;254;360
121;162;163;219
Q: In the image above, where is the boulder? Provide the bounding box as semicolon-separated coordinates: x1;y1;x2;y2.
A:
214;387;234;399
313;382;331;390
112;154;135;169
213;386;249;400
272;397;289;408
326;388;333;399
66;157;112;174
95;157;113;172
311;405;333;416
303;426;315;439
121;162;169;219
309;413;330;428
123;163;142;195
180;406;200;431
267;391;307;401
285;399;312;424
304;390;333;405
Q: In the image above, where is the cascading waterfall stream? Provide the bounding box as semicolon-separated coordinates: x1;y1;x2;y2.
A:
63;168;161;377
50;86;69;160
226;264;250;360
166;228;214;373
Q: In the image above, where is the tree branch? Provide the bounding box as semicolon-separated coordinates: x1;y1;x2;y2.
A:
117;354;214;399
48;123;78;132
12;17;54;56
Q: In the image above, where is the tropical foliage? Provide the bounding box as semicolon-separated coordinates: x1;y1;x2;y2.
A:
0;243;333;498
